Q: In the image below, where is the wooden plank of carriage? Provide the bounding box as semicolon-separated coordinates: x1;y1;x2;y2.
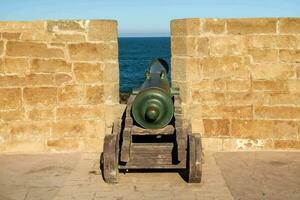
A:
120;128;131;162
131;125;174;135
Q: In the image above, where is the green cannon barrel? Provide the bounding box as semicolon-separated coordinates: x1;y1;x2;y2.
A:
132;58;174;129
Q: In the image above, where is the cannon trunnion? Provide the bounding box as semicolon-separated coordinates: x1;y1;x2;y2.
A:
101;59;202;183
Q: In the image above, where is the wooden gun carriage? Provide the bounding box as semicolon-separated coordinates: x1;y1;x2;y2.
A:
100;59;202;183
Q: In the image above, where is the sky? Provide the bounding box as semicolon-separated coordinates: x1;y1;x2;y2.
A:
0;0;299;37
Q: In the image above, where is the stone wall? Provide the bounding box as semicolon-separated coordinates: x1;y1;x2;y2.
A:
0;20;122;152
171;18;300;150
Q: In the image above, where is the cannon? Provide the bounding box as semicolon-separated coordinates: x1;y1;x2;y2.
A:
101;58;202;183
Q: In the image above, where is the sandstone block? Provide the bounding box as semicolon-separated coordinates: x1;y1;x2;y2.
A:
276;35;298;49
0;59;3;73
171;36;196;56
47;20;85;33
274;140;300;149
273;121;298;140
47;139;79;151
248;49;278;63
202;19;225;34
104;83;119;104
225;92;263;105
279;50;300;63
226;80;251;91
73;62;103;84
191;79;226;92
55;73;72;86
288;80;300;92
171;57;200;81
227;18;277;34
53;34;86;42
203;119;230;137
201;105;253;119
4;58;29;75
210;36;247;56
278;18;300;33
297;66;300;78
85;85;104;105
191;119;204;133
2;32;21;40
0;75;25;87
8;121;50;137
103;62;119;83
68;42;117;61
252;80;288;92
255;106;300;120
31;59;71;73
0;88;21;110
25;74;55;86
88;20;118;41
250;63;293;80
246;35;276;49
27;109;54;121
0;40;3;55
56;106;104;120
197;37;209;56
192;91;225;104
51;120;105;138
6;41;64;58
58;85;85;105
231;120;274;139
23;87;57;108
171;19;200;35
0;109;23;121
201;137;223;151
268;93;300;106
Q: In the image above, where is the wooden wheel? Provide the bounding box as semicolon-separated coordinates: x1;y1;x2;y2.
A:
187;134;202;183
102;134;119;183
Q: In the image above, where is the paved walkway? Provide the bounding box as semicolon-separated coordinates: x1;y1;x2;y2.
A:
0;151;299;200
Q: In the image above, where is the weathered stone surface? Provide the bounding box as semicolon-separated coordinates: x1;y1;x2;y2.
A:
6;41;64;58
27;109;54;121
273;121;298;140
2;32;21;40
0;40;3;55
172;57;200;81
203;119;230;136
85;85;104;105
51;120;104;138
56;106;104;120
255;106;300;120
73;62;103;84
68;42;117;61
201;105;253;119
47;20;85;33
248;49;278;63
278;18;300;33
202;19;225;34
53;34;86;42
25;74;55;86
0;109;23;121
227;18;277;34
88;20;117;41
231;120;274;139
0;75;25;87
31;59;71;73
58;85;85;105
252;80;288;92
0;59;3;73
55;73;72;86
279;50;300;63
23;87;57;108
197;37;209;56
274;140;300;149
0;88;22;110
226;80;251;91
171;36;196;56
4;58;29;75
210;36;246;56
103;62;119;83
8;121;50;137
47;139;79;151
250;64;293;80
171;19;200;35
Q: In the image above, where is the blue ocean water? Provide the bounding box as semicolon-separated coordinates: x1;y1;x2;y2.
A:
118;37;171;93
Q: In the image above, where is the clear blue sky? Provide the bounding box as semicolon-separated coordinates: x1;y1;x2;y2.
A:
0;0;299;37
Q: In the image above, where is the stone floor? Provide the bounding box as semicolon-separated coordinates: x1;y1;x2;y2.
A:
0;151;299;200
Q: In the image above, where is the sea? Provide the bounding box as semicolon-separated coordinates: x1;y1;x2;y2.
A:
118;37;171;93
